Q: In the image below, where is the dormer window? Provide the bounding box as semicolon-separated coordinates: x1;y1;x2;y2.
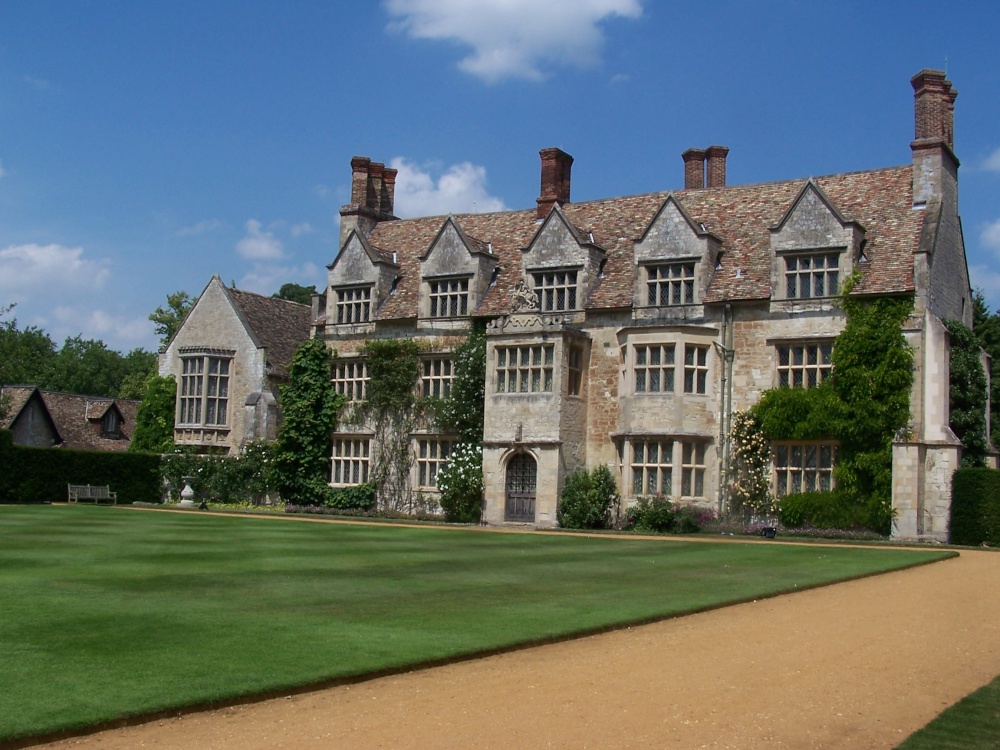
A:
533;269;578;312
102;410;121;437
428;278;469;317
646;262;695;306
784;252;839;299
335;285;372;324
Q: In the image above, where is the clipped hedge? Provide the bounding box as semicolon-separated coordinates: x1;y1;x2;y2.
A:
778;491;863;530
950;467;1000;546
0;430;161;504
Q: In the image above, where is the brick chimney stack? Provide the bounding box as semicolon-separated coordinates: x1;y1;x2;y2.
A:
536;148;573;219
910;69;959;207
912;69;957;149
706;145;729;188
341;155;398;246
682;148;706;189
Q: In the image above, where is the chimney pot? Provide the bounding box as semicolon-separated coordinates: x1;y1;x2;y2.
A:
536;147;573;219
350;156;372;206
911;69;957;149
682;148;707;189
382;167;397;216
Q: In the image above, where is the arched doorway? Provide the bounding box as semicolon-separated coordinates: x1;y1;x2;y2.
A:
505;453;537;522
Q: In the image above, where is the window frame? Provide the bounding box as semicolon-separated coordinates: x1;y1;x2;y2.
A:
773;442;837;497
334;284;373;325
776;341;834;389
332;359;369;402
567;344;584;396
427;277;471;318
634;343;676;394
629;438;674;497
783;251;840;300
682;344;709;394
331;436;371;486
415;437;454;489
178;353;232;427
532;269;579;312
495;344;555;394
646;261;696;306
421;357;454;399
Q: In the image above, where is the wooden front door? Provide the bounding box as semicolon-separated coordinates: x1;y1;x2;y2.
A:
505;453;537;522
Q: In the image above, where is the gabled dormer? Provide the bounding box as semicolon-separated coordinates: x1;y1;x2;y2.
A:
418;216;497;321
326;229;400;327
769;180;865;302
633;194;722;308
521;205;605;313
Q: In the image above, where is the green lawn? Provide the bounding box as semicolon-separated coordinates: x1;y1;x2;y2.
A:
897;673;1000;749
0;506;952;743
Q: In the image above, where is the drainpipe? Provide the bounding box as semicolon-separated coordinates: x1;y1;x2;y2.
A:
717;303;735;516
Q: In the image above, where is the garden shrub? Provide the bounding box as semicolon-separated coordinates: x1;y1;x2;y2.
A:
950;467;1000;546
323;482;376;512
777;491;863;530
436;443;484;523
622;495;714;534
557;465;620;530
944;319;990;467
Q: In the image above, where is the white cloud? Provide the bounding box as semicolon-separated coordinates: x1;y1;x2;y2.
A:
384;0;643;82
50;307;154;347
291;222;314;237
983;147;1000;172
237;262;322;297
235;219;285;260
390;158;507;218
983;218;1000;253
176;219;224;237
0;244;110;294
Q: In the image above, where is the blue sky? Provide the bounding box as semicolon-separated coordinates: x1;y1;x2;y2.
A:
1;1;998;353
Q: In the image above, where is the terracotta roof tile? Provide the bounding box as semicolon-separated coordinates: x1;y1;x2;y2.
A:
227;288;313;376
362;165;917;319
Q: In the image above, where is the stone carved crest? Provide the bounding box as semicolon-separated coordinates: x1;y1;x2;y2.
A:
510;278;539;312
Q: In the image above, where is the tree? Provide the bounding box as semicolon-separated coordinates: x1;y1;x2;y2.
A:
150;291;196;350
946;319;990;466
273;283;317;305
48;337;157;398
273;339;343;504
129;375;177;453
0;309;58;386
972;290;1000;448
116;350;160;399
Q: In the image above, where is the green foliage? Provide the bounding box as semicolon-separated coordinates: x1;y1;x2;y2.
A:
945;319;990;466
433;330;487;442
323;482;376;511
0;434;161;504
557;465;620;530
161;441;278;505
750;289;913;535
274;339;344;505
622;496;714;534
350;338;426;511
972;290;1000;448
150;290;196;350
272;283;317;305
128;375;177;453
950;467;1000;546
777;491;865;529
436;443;484;522
0;307;156;397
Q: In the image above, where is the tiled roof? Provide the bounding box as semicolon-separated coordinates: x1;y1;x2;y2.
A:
1;386;141;452
365;165;918;319
1;386;36;430
227;288;313;377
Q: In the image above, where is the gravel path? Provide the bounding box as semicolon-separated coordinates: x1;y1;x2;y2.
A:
34;546;1000;750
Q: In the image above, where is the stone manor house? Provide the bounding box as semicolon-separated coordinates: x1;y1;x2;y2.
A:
165;70;973;542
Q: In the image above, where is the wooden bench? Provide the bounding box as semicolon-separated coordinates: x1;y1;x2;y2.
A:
67;484;117;505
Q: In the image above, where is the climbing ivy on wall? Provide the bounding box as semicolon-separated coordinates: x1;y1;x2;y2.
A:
944;319;989;467
751;280;914;534
274;339;344;505
350;338;427;512
432;329;487;443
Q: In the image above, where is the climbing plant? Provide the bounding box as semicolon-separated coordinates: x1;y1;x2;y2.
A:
349;338;427;512
750;278;913;534
273;339;344;505
944;319;989;467
729;410;776;519
128;374;177;454
432;329;487;443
